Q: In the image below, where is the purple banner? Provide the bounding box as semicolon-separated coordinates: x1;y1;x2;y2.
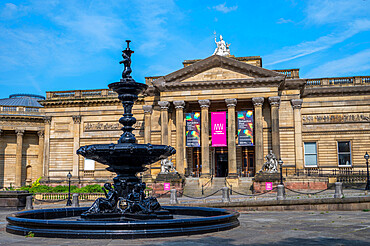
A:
237;110;254;146
211;111;227;147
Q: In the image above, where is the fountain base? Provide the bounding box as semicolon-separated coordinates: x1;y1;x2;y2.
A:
6;206;240;238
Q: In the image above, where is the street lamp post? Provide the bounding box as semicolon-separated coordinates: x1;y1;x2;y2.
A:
365;152;370;191
278;159;284;185
66;172;72;206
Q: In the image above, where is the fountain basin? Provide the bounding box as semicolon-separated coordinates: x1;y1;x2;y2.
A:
77;143;175;175
6;206;240;238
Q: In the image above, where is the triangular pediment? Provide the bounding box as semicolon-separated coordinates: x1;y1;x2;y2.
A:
153;55;284;90
182;67;254;82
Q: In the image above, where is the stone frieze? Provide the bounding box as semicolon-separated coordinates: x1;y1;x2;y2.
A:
303;113;370;124
84;121;143;131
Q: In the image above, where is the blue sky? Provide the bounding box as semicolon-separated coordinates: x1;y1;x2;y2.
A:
0;0;369;99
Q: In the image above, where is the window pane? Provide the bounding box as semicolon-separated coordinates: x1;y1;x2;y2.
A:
304;142;316;154
338;154;351;166
338;141;350;152
305;155;317;166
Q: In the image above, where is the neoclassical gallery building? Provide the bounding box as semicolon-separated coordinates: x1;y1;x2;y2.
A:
0;51;369;190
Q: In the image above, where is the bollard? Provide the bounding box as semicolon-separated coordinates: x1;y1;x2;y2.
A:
72;193;80;207
222;187;230;203
170;189;178;205
277;184;285;200
334;182;343;198
25;195;33;210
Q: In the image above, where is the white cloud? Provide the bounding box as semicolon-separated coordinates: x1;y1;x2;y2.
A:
305;0;370;25
277;18;294;24
265;19;370;66
306;49;370;78
213;2;238;13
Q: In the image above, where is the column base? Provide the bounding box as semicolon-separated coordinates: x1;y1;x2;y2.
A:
200;173;211;178
227;173;239;179
225;176;240;187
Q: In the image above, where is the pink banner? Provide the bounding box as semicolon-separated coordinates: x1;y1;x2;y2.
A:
211;111;227;147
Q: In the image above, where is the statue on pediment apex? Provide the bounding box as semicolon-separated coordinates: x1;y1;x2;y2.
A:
213;34;231;56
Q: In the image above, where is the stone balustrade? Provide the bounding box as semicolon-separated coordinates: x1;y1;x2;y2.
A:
307;76;370;87
274;69;300;79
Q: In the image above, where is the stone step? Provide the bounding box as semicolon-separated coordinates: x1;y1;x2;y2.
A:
182;177;254;197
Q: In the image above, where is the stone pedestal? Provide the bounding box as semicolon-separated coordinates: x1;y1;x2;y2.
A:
155;173;183;182
253;172;281;193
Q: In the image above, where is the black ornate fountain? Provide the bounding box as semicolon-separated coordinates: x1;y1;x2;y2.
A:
6;41;240;238
76;40;175;219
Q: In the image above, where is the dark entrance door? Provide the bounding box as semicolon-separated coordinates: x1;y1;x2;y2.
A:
215;147;228;177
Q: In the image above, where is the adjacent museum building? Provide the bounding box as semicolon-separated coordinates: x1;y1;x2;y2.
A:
0;51;369;190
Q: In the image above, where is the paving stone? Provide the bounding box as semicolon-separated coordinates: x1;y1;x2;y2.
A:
1;209;370;245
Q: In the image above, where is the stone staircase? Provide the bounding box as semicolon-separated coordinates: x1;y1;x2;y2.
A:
182;177;254;197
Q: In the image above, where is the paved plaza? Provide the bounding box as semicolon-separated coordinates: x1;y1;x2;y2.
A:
1;207;370;246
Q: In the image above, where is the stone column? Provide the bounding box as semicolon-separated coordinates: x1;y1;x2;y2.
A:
72;115;81;177
174;101;185;175
252;97;264;172
269;96;281;160
37;130;44;179
225;98;237;178
43;117;51;179
15;129;24;187
142;105;153;179
142;105;153;144
199;99;211;177
291;99;304;170
158;101;170;145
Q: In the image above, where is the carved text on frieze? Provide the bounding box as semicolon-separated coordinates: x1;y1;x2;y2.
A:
303;113;370;124
84;121;143;131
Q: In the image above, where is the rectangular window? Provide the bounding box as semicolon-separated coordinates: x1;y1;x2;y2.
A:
304;142;317;167
84;159;95;171
3;106;17;112
338;141;351;166
25;107;39;112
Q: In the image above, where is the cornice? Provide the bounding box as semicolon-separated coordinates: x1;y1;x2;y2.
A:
0;114;45;121
161;76;285;91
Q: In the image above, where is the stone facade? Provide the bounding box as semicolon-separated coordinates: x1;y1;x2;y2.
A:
0;54;369;189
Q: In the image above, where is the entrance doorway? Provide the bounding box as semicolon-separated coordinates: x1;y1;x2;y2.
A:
242;147;255;177
215;147;228;177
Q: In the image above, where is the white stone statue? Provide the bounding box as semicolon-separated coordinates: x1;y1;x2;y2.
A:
259;150;278;173
213;35;231;56
160;158;178;174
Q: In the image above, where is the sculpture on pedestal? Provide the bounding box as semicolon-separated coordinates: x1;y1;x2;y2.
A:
259;150;278;173
160;158;178;174
213;35;231;56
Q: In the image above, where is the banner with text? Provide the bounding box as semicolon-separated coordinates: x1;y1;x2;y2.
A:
185;112;201;147
211;111;227;147
237;110;254;146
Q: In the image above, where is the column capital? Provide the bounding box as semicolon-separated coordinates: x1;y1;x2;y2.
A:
173;100;185;109
44;116;52;124
198;99;210;108
268;96;281;107
72;115;81;124
158;101;170;110
16;129;24;136
37;130;44;138
142;105;153;114
291;99;303;109
225;98;237;108
252;97;264;107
